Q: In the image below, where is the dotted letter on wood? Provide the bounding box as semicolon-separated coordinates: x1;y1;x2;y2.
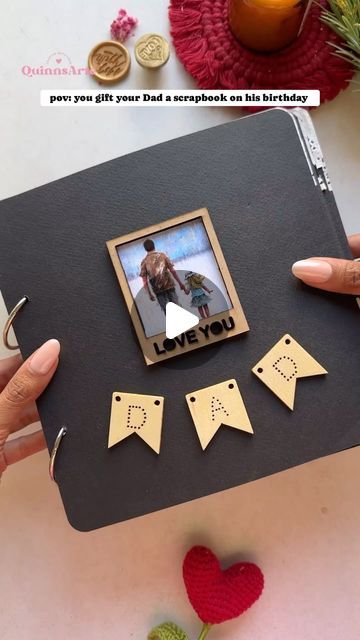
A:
108;392;164;454
252;334;327;410
186;379;253;450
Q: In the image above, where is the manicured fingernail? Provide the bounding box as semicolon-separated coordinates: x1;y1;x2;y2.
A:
28;339;60;375
292;259;333;283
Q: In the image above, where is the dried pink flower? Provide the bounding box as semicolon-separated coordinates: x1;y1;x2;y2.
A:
110;8;138;43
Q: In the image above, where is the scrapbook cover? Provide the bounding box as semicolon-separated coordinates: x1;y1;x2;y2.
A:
0;108;358;531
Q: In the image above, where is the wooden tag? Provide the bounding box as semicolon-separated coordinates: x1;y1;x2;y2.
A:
108;392;164;454
252;334;327;410
186;379;253;450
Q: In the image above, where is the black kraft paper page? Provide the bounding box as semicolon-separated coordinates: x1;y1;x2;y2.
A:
0;109;359;531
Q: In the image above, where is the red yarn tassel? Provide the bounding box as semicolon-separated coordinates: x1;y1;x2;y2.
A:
169;0;355;109
169;0;214;89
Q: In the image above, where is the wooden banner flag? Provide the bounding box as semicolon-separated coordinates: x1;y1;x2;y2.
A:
186;379;253;450
108;392;164;454
252;334;327;410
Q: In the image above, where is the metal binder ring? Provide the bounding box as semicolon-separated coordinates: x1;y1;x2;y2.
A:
2;296;28;350
49;426;67;482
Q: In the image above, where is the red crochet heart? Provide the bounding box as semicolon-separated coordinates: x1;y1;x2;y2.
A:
183;546;264;625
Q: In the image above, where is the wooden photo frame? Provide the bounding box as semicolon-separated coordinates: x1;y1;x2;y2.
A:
106;208;249;365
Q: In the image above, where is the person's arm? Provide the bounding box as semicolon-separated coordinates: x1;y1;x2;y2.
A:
142;275;155;301
202;285;213;294
0;339;60;476
140;260;155;301
292;233;360;294
168;265;186;291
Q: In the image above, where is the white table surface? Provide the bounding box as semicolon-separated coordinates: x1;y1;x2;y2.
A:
1;1;359;638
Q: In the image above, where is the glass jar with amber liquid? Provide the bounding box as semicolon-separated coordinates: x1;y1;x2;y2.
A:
229;0;311;53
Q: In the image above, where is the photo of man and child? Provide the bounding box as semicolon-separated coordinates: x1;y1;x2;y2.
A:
116;216;232;338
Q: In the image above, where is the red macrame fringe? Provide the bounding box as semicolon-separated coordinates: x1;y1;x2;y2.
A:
169;0;355;109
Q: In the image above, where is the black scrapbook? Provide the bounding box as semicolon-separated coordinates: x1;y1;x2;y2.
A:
0;108;358;531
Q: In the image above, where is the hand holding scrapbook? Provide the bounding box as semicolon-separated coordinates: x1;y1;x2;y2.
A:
0;109;358;531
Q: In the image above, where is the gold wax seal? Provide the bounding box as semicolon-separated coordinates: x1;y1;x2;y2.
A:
88;41;130;84
134;34;170;69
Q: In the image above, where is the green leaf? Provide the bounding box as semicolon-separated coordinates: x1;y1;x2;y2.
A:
148;621;189;640
321;0;360;73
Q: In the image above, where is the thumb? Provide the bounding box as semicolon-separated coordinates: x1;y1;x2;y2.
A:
0;339;60;433
292;257;360;295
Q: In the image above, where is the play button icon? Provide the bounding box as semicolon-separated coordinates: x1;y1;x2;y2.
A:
165;302;199;339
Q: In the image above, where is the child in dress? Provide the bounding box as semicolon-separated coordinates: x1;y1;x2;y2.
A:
184;271;213;319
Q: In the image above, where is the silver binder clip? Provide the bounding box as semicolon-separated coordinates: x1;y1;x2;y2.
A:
49;426;67;482
2;296;28;350
355;258;360;310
